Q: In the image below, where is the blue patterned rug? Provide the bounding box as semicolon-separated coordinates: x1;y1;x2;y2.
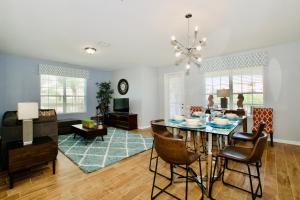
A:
58;127;153;173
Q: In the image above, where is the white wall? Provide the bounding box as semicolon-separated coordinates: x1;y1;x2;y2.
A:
112;67;159;128
157;41;300;143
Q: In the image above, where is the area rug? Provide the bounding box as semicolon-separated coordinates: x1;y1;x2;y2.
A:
58;127;153;173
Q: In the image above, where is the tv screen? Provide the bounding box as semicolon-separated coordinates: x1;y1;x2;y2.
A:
113;98;129;112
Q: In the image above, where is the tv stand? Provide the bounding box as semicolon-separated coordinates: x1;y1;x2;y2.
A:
106;113;138;130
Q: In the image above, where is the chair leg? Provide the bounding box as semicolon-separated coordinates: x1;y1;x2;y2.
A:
151;157;159;200
247;164;255;200
270;132;274;147
185;164;188;200
149;140;155;171
198;158;204;200
209;156;219;199
256;162;263;197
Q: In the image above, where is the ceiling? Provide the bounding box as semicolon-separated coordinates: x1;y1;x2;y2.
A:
0;0;300;70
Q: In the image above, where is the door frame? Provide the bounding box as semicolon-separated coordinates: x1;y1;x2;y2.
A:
164;71;185;120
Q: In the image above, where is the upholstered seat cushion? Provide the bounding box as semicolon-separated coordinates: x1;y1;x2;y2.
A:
218;146;252;162
232;132;255;141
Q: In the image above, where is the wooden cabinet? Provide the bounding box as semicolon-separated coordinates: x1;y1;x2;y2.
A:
7;136;58;188
106;113;138;130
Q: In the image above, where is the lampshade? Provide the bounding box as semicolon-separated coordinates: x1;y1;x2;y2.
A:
217;89;230;97
17;102;39;120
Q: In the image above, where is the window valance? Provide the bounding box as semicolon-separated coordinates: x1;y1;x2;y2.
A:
200;50;268;72
39;64;89;79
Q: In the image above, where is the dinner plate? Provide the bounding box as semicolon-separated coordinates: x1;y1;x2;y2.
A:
207;122;234;129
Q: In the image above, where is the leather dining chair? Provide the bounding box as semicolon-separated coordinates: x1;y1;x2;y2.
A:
151;132;204;200
231;121;265;144
211;133;268;200
149;119;169;172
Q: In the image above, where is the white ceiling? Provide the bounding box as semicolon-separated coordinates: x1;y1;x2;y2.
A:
0;0;300;70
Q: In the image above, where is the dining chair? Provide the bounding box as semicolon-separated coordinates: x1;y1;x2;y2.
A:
150;120;184;164
211;133;268;200
151;132;204;200
231;121;265;144
252;107;274;146
190;106;205;114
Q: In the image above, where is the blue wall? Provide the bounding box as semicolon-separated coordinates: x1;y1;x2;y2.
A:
0;53;112;122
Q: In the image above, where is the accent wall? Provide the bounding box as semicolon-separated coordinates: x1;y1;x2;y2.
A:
0;53;112;124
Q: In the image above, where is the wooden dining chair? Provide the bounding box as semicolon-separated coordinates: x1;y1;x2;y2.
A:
252;107;274;146
190;106;205;114
151;132;204;200
211;133;268;200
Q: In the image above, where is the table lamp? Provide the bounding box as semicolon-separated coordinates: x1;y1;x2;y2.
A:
17;102;39;145
217;89;230;109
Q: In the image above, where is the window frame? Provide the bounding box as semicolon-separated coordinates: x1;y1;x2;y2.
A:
40;74;87;114
205;66;264;114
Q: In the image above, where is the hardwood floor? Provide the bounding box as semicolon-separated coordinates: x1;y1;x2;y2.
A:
0;129;300;200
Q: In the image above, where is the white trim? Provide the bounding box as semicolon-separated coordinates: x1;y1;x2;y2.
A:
273;139;300;146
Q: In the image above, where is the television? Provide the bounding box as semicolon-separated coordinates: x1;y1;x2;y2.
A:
113;98;129;113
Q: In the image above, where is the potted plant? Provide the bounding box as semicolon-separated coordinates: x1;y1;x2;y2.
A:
96;81;114;124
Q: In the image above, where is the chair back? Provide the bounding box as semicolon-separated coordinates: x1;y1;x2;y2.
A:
151;119;167;134
248;133;268;163
190;106;205;114
252;107;273;134
153;132;192;165
252;121;266;141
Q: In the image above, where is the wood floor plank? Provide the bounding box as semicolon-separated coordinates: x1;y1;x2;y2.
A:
0;129;300;200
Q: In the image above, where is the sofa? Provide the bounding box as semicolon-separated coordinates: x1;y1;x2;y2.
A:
0;109;58;170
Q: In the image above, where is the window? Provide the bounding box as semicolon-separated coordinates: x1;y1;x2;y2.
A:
205;66;263;113
40;75;86;113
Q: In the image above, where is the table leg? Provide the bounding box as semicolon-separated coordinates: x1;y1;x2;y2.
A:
207;133;213;197
9;173;13;189
73;133;76;139
224;136;228;146
101;136;104;141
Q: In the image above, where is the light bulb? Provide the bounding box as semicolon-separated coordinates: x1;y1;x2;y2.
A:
186;64;191;70
197;57;202;62
85;47;96;54
195;26;199;31
171;35;176;41
202;37;207;42
196;46;202;51
175;52;181;57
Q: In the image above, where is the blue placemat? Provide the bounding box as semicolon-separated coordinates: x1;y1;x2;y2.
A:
168;119;185;124
207;122;234;129
222;116;241;121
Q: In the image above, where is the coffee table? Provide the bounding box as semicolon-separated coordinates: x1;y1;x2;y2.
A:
72;124;107;142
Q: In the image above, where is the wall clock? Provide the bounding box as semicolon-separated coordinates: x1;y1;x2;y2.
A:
118;79;129;95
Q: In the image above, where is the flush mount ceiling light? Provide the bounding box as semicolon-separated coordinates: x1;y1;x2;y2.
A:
171;13;207;72
84;47;97;55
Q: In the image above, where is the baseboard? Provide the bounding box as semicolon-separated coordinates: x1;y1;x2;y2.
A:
138;126;151;129
273;138;300;146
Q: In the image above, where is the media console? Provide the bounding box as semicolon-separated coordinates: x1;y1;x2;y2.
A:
105;113;138;130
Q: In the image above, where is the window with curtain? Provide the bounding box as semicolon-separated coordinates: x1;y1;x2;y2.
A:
205;66;263;113
40;74;86;113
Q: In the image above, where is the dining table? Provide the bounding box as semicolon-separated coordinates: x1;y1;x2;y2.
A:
151;114;246;198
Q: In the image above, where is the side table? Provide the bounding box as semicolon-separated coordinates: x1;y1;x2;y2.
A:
7;136;58;188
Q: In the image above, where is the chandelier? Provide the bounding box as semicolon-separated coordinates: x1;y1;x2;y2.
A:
170;13;207;71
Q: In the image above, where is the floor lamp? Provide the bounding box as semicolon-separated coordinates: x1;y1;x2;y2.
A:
17;102;39;145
